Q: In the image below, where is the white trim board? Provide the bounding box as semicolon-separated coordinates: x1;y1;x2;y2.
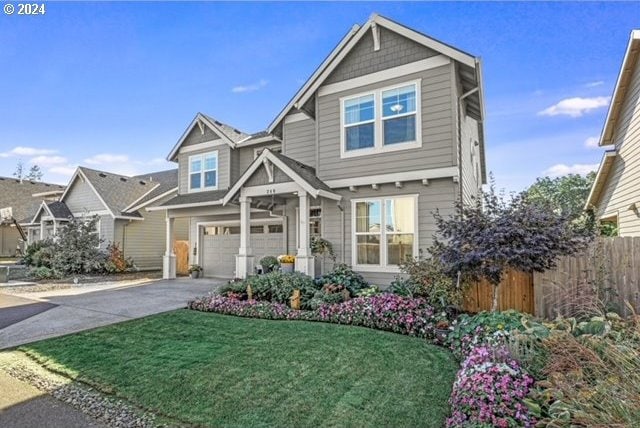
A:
283;112;312;124
318;56;449;97
324;167;458;189
178;140;228;155
125;187;178;213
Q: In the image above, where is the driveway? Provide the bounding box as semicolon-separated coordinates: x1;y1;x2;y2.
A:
0;278;223;350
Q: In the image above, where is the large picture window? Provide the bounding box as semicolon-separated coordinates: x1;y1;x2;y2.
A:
341;81;421;158
353;196;417;270
189;151;218;192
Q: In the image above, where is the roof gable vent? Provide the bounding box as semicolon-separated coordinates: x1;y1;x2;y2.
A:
98;173;107;178
120;177;127;182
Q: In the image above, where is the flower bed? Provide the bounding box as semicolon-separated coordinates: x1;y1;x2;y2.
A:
447;346;535;428
189;293;437;339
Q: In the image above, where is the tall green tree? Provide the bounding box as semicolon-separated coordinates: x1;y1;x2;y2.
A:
13;161;44;181
523;172;596;235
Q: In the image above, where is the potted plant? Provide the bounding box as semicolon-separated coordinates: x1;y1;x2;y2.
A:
188;264;203;279
278;254;295;273
259;255;279;274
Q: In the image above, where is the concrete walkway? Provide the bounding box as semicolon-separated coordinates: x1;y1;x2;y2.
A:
0;278;223;349
0;371;105;428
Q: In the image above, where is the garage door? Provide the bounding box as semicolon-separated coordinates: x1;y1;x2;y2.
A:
201;224;285;278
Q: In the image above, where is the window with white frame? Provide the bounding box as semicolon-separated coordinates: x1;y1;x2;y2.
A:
189;151;218;192
341;81;420;157
353;196;417;269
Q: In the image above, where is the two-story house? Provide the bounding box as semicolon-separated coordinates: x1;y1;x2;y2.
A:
150;14;486;283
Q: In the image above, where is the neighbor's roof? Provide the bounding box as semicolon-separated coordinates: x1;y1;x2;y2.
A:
0;176;66;224
75;167;177;218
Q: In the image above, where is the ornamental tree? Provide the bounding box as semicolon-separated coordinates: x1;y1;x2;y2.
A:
433;184;592;311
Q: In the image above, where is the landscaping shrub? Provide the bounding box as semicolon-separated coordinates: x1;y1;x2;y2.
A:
219;271;318;308
24;239;57;269
103;243;132;273
447;346;536;428
259;255;279;273
314;263;368;296
396;252;463;310
28;266;59;280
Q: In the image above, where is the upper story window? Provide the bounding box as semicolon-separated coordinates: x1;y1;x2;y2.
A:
189;151;218;192
340;80;421;158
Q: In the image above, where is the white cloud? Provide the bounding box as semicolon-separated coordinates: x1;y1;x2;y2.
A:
29;155;68;166
584;80;604;88
48;165;77;177
0;146;57;158
84;154;130;165
543;163;599;177
538;96;610;118
231;79;268;93
584;136;600;149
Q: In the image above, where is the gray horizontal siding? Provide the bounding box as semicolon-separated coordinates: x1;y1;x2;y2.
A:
317;64;455;181
322;179;457;285
178;144;231;195
64;179;106;213
283;118;316;167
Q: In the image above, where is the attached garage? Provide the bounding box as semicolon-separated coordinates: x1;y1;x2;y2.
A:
200;222;285;278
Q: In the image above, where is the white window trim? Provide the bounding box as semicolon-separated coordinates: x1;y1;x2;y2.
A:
188;151;219;193
295;205;322;248
340;79;422;159
351;194;419;273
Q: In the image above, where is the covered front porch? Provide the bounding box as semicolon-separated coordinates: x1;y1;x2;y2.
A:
161;149;341;280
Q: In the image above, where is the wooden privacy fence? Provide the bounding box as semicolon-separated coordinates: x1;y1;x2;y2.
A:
463;269;535;314
173;240;189;276
462;237;640;318
534;237;640;319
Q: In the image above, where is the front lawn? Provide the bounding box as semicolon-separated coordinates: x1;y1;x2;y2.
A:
20;310;457;427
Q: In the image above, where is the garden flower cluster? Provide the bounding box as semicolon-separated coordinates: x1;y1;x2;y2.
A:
447;346;536;428
188;293;438;339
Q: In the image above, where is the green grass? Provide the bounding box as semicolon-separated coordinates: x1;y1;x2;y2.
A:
21;310;457;427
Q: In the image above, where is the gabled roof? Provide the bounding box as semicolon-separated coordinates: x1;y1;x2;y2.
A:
61;167;178;219
223;149;341;205
0;176;66;224
267;13;482;134
150;189;228;211
167;113;251;161
30;200;73;224
598;30;640;147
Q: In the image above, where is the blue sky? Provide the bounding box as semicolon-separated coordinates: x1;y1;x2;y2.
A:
0;2;637;191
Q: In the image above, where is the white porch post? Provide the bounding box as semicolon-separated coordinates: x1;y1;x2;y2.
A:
39;221;45;240
235;195;254;279
52;220;57;236
163;215;176;279
295;192;315;277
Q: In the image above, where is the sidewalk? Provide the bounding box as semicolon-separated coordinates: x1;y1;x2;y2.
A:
0;371;104;428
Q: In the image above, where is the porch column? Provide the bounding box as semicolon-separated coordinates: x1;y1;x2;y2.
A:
52;220;57;236
235;195;254;279
163;215;176;279
39;221;44;240
295;192;315;277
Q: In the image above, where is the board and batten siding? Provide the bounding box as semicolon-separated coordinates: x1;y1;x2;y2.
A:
64;178;106;213
181;126;222;148
460;113;481;205
97;215;114;251
317;64;455;181
322;179;457;285
283;118;316;168
177;144;231;194
596;53;640;236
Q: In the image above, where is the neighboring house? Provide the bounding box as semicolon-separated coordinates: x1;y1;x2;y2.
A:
586;30;640;235
149;14;486;283
0;177;65;257
28;167;188;270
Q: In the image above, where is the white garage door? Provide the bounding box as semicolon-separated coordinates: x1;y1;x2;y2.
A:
201;224;285;278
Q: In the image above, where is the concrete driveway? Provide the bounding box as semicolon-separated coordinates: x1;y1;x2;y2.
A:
0;278;223;350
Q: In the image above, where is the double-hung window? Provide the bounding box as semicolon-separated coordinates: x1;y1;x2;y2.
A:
353;195;417;270
189;151;218;192
341;80;421;157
